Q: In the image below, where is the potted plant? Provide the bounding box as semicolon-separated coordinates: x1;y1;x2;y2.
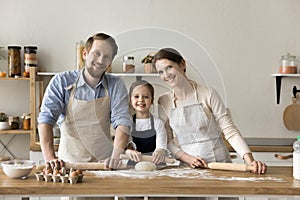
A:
0;112;9;130
141;52;157;73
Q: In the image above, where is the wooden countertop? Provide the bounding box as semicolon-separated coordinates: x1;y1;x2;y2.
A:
1;166;300;197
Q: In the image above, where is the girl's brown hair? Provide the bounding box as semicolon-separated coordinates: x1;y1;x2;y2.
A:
129;80;154;100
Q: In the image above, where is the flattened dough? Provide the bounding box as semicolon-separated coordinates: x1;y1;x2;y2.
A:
135;161;157;171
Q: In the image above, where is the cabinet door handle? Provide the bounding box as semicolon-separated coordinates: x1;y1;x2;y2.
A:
274;153;293;160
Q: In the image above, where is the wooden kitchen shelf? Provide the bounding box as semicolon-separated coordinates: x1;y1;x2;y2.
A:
0;77;30;81
272;73;300;104
0;129;30;134
30;142;59;151
0;68;40;156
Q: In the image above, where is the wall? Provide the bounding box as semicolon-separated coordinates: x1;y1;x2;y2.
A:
0;0;299;159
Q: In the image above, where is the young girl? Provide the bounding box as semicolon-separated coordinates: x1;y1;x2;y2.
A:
126;80;168;164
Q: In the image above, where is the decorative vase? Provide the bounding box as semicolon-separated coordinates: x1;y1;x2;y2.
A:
0;122;10;130
144;63;157;73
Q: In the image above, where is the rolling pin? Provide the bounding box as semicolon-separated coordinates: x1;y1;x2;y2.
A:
36;162;127;171
119;154;176;164
207;162;255;172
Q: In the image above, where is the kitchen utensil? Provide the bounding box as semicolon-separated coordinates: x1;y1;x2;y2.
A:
119;154;176;164
2;160;35;179
36;161;127;171
206;162;255;172
283;97;300;131
274;153;293;160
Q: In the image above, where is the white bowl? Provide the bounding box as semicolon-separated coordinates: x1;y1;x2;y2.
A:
1;160;35;179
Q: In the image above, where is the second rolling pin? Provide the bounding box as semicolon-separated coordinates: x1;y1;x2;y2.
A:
207;162;255;172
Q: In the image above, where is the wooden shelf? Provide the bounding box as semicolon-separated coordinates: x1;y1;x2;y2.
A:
272;73;300;104
0;77;30;81
30;142;58;152
0;129;30;134
0;68;39;157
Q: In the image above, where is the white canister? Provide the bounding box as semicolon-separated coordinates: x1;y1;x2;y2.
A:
293;136;300;180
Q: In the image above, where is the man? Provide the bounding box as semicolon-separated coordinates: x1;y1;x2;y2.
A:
38;32;131;170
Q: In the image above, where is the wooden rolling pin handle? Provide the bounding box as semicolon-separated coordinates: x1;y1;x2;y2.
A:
36;162;127;171
120;154;176;164
274;153;293;160
207;162;255;172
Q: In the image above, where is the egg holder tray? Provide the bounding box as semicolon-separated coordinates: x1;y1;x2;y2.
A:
34;172;84;184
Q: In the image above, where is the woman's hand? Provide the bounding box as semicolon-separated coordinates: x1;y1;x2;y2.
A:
125;149;142;162
189;156;207;168
178;152;207;168
243;153;267;174
152;148;167;164
248;160;267;174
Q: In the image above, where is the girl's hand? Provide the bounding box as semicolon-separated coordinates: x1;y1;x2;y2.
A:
152;149;167;164
125;149;142;162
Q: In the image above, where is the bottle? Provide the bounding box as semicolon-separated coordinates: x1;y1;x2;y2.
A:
293;136;300;180
76;41;85;69
24;46;38;73
8;46;21;77
123;56;135;73
279;53;298;74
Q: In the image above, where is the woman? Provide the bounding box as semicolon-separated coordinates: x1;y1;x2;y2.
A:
154;48;266;174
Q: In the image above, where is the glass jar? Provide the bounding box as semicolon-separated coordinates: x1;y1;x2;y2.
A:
123;56;135;73
22;113;31;130
76;41;85;69
8;116;20;130
8;46;21;77
279;53;298;74
24;46;38;73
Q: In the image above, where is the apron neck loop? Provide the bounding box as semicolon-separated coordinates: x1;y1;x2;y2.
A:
171;80;200;108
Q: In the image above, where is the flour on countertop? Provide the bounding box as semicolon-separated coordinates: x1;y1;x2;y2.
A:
89;167;284;182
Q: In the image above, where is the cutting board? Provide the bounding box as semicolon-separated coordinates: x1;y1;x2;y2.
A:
283;97;300;131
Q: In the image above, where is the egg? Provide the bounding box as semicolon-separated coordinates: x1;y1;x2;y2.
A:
70;171;79;177
43;167;52;175
53;169;60;176
60;167;67;176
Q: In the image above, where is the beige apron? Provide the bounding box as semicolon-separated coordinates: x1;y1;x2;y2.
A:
169;85;231;163
58;76;113;163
